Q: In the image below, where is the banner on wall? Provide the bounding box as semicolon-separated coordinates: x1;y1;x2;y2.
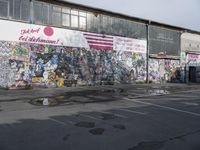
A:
113;36;147;53
0;20;147;52
0;20;89;48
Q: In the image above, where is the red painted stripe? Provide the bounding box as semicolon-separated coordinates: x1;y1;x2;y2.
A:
84;33;113;39
85;37;113;42
88;41;113;46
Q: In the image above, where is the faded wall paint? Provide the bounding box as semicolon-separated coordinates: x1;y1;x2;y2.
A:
181;33;200;52
149;58;180;82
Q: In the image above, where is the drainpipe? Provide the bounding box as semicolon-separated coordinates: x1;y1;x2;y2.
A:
182;30;188;83
30;0;33;24
185;51;189;83
146;21;150;83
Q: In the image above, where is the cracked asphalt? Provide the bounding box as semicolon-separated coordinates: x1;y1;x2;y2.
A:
0;84;200;150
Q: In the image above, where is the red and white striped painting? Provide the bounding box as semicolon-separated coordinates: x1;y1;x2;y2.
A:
83;32;113;50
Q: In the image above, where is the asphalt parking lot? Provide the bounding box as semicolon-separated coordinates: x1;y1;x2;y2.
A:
0;84;200;150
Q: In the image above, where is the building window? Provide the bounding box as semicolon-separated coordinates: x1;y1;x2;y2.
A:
43;5;50;24
71;9;78;28
10;0;30;21
33;1;50;25
33;2;87;30
0;0;9;18
79;11;86;30
33;2;43;24
62;7;70;27
20;0;30;21
71;15;78;28
52;6;62;26
14;0;21;20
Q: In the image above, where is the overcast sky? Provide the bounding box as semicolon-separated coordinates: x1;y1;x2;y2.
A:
64;0;200;32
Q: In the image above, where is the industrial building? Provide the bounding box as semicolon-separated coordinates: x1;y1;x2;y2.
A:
0;0;199;88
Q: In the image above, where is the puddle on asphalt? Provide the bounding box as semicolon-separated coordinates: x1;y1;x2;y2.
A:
74;122;95;128
29;87;171;107
89;128;105;135
128;141;164;150
29;98;59;106
101;113;118;120
147;89;170;96
29;88;127;106
113;124;126;130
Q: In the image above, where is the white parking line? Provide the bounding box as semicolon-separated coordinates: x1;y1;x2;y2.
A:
123;97;200;117
80;114;102;121
50;118;74;125
118;108;147;115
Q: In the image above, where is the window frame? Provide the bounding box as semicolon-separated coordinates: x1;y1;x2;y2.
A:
61;7;70;27
33;1;50;25
0;0;9;19
79;11;87;30
51;5;62;26
8;0;31;22
70;9;79;28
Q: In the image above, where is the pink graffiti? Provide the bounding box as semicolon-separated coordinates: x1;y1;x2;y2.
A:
188;54;199;60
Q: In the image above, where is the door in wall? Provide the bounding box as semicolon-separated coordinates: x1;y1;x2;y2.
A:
189;66;196;83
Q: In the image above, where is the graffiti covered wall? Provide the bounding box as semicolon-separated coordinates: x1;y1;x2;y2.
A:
149;58;180;82
0;20;186;86
0;20;147;88
0;42;147;88
0;20;185;87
